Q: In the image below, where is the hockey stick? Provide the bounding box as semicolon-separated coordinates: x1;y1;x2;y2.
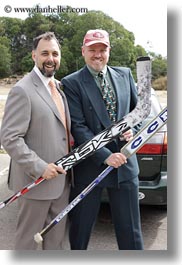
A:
34;106;167;243
0;56;151;210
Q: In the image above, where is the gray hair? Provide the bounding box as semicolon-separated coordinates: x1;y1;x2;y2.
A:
32;32;60;50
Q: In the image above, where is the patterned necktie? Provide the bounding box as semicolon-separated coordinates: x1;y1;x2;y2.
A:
98;71;117;122
49;80;66;128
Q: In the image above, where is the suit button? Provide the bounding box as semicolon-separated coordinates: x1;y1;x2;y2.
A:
63;138;66;141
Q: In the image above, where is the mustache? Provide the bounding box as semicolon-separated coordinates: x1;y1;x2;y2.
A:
43;61;56;68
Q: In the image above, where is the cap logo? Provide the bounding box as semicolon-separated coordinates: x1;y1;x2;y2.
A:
83;30;110;46
93;32;105;38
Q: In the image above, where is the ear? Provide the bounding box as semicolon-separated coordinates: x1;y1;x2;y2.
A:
81;46;85;57
32;50;36;62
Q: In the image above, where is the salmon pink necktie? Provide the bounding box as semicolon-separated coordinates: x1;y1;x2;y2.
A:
49;80;66;128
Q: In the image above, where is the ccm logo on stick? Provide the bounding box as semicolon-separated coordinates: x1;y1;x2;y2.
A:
131;111;167;150
131;122;160;150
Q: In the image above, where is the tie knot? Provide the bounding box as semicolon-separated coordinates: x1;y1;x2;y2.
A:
49;79;56;89
98;71;104;79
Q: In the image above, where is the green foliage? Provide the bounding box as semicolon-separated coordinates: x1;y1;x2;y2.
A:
0;17;23;39
151;55;167;80
21;53;34;73
0;9;167;84
0;44;11;77
0;36;10;47
24;13;55;45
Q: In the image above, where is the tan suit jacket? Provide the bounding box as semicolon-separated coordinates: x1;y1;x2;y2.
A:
1;70;71;200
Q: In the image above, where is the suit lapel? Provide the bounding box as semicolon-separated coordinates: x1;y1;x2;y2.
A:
81;67;111;128
108;66;128;119
57;82;71;131
30;70;65;126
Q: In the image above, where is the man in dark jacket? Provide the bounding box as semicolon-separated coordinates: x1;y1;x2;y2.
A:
62;29;143;250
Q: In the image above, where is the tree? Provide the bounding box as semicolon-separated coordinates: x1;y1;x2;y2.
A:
0;17;26;73
0;44;11;77
0;9;167;82
23;12;54;48
21;53;34;73
151;55;167;80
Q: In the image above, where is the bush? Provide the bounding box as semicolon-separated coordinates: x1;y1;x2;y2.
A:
0;44;11;78
152;76;167;91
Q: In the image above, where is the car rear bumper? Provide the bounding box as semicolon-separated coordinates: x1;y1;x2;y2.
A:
139;172;167;205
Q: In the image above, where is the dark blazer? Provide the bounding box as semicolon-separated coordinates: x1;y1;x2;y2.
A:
1;70;71;199
62;65;140;186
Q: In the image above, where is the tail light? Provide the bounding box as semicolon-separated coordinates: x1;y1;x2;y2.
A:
137;132;167;155
162;132;167;154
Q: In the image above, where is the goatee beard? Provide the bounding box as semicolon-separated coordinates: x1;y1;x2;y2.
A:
39;63;57;77
40;68;56;77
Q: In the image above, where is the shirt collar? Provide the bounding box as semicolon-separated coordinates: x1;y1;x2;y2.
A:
33;65;54;87
86;65;107;78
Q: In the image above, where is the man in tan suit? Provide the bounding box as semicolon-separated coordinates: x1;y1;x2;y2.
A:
1;32;71;250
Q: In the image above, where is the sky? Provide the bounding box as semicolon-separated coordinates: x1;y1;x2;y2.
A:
0;0;168;57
